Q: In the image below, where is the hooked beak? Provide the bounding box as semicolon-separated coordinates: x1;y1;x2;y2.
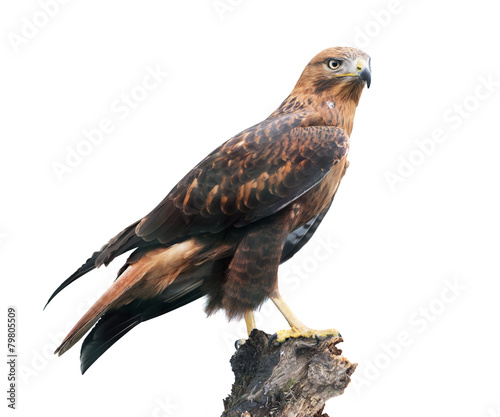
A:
357;58;371;88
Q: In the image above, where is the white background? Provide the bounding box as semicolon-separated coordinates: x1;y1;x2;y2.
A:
1;1;500;416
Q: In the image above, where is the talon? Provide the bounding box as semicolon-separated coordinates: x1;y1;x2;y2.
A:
235;339;245;350
315;334;321;345
268;333;278;348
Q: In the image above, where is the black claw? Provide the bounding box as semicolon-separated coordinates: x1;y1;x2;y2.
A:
338;333;342;338
235;339;243;350
268;333;278;348
315;335;321;345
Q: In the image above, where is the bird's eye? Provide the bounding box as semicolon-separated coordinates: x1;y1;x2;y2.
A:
327;59;341;70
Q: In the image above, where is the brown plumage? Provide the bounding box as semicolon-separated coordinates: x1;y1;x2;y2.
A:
46;46;371;373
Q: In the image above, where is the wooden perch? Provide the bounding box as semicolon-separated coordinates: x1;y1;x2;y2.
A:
222;329;356;417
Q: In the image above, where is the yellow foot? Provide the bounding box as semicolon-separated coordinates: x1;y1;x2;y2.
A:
272;327;341;344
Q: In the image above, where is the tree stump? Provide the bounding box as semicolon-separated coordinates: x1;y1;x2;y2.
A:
222;329;356;417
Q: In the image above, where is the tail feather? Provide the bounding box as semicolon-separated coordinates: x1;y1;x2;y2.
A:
80;281;205;373
79;258;228;373
52;236;232;372
54;261;149;356
80;312;142;374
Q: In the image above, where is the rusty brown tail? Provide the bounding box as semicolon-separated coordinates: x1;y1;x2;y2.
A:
54;262;149;356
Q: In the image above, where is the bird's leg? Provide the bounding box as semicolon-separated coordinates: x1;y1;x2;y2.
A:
270;294;340;343
244;311;256;336
235;311;257;350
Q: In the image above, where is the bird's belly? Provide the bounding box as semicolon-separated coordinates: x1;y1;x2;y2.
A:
293;157;348;227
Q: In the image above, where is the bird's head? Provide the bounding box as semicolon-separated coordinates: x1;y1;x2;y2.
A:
295;47;371;104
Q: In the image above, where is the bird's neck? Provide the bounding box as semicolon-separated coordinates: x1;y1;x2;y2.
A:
271;90;361;136
312;93;358;136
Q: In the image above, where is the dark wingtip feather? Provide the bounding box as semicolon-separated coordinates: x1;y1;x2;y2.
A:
45;221;143;310
44;252;101;309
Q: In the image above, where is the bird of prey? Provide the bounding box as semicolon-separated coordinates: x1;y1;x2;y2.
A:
46;46;371;374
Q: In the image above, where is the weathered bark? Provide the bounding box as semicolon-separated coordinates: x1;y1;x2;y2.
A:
222;329;356;417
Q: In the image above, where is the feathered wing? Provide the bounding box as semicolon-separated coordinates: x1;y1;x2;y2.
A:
45;111;348;307
135;113;349;241
48;111;350;371
280;202;332;264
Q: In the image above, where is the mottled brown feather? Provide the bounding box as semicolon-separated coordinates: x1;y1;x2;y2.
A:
47;47;370;371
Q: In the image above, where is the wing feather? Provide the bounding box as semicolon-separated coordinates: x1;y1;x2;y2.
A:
46;111;348;304
136;113;349;242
